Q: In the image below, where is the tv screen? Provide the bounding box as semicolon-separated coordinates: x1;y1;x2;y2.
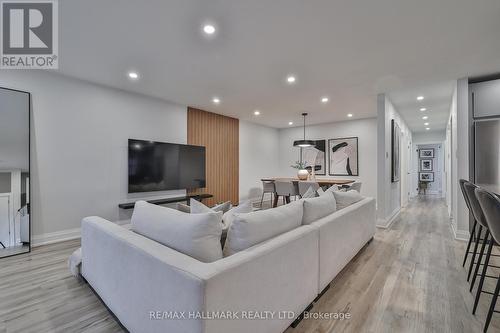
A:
128;139;206;193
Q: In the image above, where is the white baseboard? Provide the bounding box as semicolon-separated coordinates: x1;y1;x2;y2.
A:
377;207;400;229
32;227;81;247
450;220;469;242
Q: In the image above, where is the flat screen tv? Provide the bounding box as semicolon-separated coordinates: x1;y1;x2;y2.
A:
128;139;206;193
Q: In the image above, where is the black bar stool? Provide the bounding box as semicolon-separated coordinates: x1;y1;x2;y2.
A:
476;188;500;332
463;182;492;292
460;179;479;267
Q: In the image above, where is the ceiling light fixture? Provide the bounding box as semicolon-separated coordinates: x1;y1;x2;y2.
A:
212;97;220;104
417;96;424;101
420;108;427;112
424;122;429;126
321;97;329;103
254;110;260;116
286;75;296;84
347;113;353;118
426;127;430;130
293;113;315;148
203;24;216;35
288;121;293;126
422;116;428;120
128;71;139;80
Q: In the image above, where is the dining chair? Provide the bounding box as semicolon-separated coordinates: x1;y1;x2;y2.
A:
260;181;276;208
349;182;362;193
298;181;319;197
475;188;500;332
275;181;298;206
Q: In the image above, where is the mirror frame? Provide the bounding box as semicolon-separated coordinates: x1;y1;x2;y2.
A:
0;86;31;258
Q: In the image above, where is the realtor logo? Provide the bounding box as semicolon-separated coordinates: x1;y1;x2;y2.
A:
1;0;58;69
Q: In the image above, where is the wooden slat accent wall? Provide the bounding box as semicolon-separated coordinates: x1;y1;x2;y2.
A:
187;107;239;206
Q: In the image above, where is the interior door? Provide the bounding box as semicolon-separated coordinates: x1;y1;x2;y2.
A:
0;195;10;247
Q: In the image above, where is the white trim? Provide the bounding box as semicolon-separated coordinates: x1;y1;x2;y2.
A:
450;220;469;242
32;227;81;247
377;207;400;229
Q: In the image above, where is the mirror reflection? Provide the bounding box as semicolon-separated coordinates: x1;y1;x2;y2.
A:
0;87;30;258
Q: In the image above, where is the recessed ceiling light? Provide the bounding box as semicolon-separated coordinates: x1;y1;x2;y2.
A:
288;121;293;126
426;127;430;130
128;71;139;80
424;122;429;126
254;110;261;116
212;97;220;104
417;96;424;101
203;24;216;35
347;113;353;118
321;97;329;103
422;116;428;120
420;107;427;111
286;75;296;84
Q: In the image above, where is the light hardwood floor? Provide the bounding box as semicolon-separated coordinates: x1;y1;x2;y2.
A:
1;196;499;332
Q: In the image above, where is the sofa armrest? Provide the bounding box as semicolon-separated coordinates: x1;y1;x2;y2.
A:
81;216;215;333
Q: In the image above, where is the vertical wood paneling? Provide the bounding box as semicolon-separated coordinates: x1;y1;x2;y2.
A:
187;107;239;206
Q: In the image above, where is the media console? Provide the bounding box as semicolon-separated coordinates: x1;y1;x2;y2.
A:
118;194;213;210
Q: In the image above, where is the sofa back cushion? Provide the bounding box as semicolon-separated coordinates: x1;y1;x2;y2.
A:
333;190;364;210
302;191;337;224
223;200;304;256
131;201;223;263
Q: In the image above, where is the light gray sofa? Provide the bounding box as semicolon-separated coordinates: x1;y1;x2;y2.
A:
81;196;376;333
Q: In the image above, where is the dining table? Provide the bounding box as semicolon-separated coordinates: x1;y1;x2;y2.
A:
261;177;355;207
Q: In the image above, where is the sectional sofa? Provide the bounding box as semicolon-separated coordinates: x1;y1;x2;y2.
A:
81;193;376;333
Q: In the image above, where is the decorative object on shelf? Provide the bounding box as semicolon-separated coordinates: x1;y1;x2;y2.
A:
391;119;400;182
293;113;315;148
419;148;435;158
328;137;359;176
290;161;309;180
302;139;326;175
419;172;434;182
420;159;433;171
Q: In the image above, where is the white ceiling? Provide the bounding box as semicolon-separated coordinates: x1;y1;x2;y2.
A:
58;0;500;128
388;81;455;133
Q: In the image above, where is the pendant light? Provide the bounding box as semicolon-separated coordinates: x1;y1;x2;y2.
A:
293;113;315;148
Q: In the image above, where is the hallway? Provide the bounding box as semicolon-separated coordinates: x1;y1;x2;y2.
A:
290;196;500;332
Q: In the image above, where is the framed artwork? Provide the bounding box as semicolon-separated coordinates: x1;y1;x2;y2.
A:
419;148;434;158
391;119;400;182
419;172;434;182
420;159;433;171
301;140;326;175
328;137;358;176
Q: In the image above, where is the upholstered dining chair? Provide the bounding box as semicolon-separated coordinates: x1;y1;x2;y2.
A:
275;181;299;206
260;180;276;208
298;181;319;197
349;182;362;193
475;188;500;332
460;179;478;268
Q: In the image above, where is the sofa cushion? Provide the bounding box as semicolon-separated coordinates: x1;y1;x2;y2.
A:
302;191;337;224
223;200;303;256
333;190;364;210
131;201;223;263
222;200;253;230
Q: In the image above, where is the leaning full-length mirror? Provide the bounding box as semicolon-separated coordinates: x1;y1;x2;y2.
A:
0;87;30;258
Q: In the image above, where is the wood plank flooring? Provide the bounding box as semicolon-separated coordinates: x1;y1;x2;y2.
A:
1;196;499;332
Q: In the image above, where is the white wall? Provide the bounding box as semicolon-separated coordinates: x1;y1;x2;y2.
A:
277;118;377;199
239;121;280;202
377;94;413;227
0;71;187;242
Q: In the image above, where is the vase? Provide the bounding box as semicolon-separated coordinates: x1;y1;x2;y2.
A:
297;169;309;180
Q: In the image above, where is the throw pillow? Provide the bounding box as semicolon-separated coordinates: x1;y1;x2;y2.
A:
131;201;223;263
333;190;364;210
302;191;337;224
190;199;232;214
222;200;253;230
223;200;303;256
176;202;191;213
